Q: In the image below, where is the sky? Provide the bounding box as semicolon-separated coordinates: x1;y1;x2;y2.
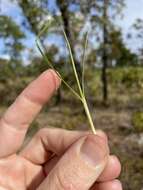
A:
118;0;143;51
1;0;143;59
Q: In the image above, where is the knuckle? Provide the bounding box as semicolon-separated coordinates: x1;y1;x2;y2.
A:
36;128;49;137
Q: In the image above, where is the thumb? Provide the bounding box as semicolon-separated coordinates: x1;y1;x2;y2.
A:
38;134;109;190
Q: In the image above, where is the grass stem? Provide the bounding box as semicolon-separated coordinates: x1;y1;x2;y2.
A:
36;20;96;134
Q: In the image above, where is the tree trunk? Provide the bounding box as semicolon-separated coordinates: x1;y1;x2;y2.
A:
55;89;62;105
102;0;109;105
57;0;82;81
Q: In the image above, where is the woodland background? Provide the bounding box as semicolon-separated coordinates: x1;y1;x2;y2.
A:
0;1;143;189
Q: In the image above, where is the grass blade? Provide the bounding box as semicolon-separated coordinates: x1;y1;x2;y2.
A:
61;28;96;134
36;20;96;134
82;32;89;96
36;38;82;101
61;27;84;98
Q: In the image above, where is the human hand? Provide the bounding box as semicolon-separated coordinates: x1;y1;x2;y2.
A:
0;69;122;190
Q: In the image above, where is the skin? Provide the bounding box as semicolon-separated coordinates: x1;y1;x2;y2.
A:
0;69;122;190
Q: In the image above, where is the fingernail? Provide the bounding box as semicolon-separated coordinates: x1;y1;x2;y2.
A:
81;135;107;166
48;69;61;90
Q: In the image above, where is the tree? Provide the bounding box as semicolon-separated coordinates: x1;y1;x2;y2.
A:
97;0;125;104
14;0;86;103
57;0;82;78
108;29;138;66
0;15;25;60
0;15;25;76
8;0;126;103
15;0;48;36
132;18;143;59
57;0;125;103
101;0;109;104
89;0;125;104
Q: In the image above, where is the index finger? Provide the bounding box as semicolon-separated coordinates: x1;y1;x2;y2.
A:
0;69;60;158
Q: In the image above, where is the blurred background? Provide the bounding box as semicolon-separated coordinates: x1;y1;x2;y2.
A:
0;0;143;189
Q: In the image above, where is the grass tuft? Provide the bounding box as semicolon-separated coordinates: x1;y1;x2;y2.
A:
36;20;96;134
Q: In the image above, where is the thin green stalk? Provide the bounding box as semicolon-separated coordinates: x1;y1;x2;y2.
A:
61;28;96;134
82;97;96;134
36;38;54;68
36;38;82;101
36;21;96;134
62;28;84;98
37;20;52;38
82;32;89;95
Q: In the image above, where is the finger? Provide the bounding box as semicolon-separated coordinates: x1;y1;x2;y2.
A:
37;134;109;190
95;130;108;143
21;129;107;165
21;128;90;164
91;180;122;190
0;69;60;157
44;155;121;182
98;155;121;182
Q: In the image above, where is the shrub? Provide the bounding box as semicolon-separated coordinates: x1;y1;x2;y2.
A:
132;112;143;133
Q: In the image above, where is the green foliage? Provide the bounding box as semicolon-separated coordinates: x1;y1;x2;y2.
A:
0;15;25;38
0;15;25;60
62;114;86;130
108;30;138;66
133;18;143;40
133;18;143;56
121;68;143;88
132;112;143;133
16;0;49;35
86;69;102;98
0;75;30;106
108;67;143;89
